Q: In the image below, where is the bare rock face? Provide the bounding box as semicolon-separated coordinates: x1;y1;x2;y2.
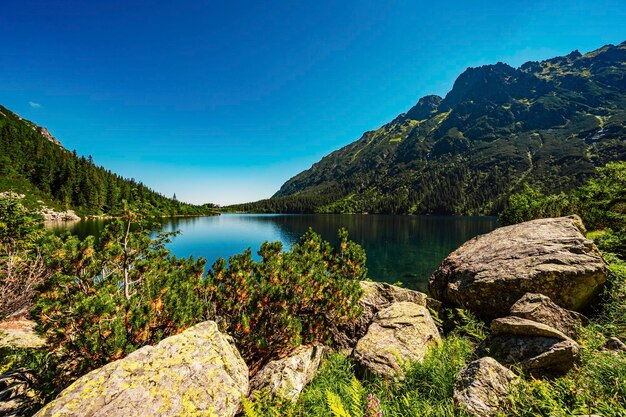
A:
429;216;607;318
454;357;518;417
250;345;325;402
35;321;249;417
510;293;586;339
353;302;440;379
330;281;430;351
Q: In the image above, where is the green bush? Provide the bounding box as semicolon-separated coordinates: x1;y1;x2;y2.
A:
31;211;365;388
0;196;49;318
33;214;207;386
207;228;365;369
499;184;571;226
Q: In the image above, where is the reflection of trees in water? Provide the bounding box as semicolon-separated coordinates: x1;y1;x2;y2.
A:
249;214;497;291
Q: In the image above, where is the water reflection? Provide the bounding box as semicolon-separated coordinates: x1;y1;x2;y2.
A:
52;214;498;292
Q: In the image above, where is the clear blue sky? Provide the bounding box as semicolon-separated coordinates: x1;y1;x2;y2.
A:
1;1;624;205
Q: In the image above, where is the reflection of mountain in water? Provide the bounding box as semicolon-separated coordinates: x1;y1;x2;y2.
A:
54;214;497;291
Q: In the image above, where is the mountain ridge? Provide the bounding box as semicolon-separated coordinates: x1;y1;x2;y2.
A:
261;40;626;215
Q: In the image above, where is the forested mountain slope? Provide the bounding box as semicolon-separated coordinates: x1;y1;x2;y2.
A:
265;41;626;215
0;105;212;216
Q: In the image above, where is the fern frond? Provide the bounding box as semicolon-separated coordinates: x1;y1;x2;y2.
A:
349;376;364;416
326;390;352;417
241;396;260;417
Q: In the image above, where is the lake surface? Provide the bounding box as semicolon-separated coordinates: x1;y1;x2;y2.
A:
51;214;498;292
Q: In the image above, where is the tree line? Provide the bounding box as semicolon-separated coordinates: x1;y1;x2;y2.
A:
0;106;214;216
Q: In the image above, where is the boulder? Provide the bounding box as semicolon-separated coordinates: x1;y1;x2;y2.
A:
487;335;580;375
39;207;81;222
330;281;430;351
35;321;248;417
491;316;570;341
0;369;42;417
454;357;518;417
429;216;606;318
510;293;586;339
353;302;440;379
0;319;46;349
249;345;325;401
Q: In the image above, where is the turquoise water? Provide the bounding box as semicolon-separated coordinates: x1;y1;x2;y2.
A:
52;214;497;292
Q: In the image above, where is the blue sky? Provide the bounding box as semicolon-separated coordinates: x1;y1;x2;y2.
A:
1;1;624;205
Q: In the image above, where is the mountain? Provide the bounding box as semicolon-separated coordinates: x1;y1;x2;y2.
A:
252;41;626;215
0;105;213;216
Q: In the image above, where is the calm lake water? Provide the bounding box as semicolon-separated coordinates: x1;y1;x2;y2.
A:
51;214;497;292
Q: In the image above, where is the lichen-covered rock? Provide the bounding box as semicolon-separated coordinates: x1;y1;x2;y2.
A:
429;216;606;318
510;293;586;339
491;316;570;341
0;369;42;417
454;357;517;417
330;281;430;351
487;335;580;375
35;321;248;417
0;319;46;349
353;302;440;379
250;345;325;401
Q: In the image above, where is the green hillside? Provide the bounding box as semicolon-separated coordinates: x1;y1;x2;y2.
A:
239;41;626;215
0;105;213;216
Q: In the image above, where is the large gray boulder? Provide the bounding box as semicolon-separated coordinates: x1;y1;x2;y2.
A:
454;357;518;417
353;302;440;379
487;335;580;375
429;216;606;318
487;315;581;376
491;316;571;341
249;345;325;401
35;321;249;417
510;293;586;339
330;281;430;351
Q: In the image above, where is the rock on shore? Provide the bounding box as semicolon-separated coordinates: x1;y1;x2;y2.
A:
429;215;606;318
39;206;81;222
35;321;248;417
353;301;440;379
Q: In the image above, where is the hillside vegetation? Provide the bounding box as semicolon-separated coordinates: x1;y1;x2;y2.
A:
0;105;213;216
236;41;626;215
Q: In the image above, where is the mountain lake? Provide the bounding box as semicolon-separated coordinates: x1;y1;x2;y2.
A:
50;213;498;292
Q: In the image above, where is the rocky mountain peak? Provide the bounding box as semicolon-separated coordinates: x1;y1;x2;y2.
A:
404;95;443;121
441;62;542;107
